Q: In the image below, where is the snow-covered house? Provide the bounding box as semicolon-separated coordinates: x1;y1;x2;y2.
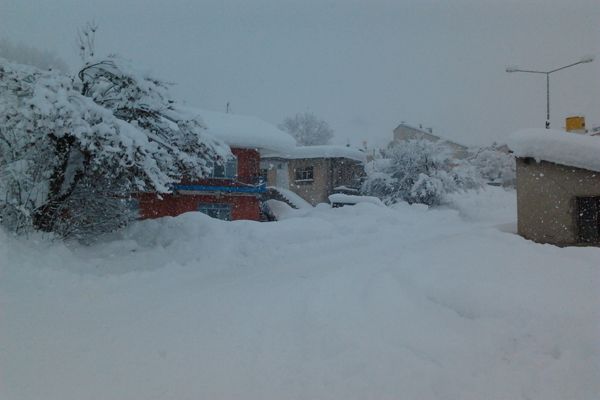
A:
138;109;296;221
392;122;469;159
261;146;366;205
508;128;600;245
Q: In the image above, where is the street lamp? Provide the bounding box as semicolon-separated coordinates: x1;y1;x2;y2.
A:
506;55;594;129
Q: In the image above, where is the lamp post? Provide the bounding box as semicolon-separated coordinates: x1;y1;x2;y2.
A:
506;56;594;129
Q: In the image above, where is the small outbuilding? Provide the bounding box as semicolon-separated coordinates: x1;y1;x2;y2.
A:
508;128;600;246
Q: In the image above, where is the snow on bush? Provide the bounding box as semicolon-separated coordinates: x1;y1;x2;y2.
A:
469;144;516;187
77;56;229;186
362;140;482;206
0;57;228;240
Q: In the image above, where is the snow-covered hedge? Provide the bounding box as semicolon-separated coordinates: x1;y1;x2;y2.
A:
469;144;515;187
362;140;482;206
0;57;228;240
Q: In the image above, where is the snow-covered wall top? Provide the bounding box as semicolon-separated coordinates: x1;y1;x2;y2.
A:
181;108;296;153
507;128;600;172
264;145;367;163
328;193;384;206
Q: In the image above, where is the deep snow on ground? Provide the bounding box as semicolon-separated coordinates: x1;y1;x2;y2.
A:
1;188;599;400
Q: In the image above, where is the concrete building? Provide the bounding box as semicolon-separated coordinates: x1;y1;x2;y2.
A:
261;146;366;205
392;122;469;159
508;128;600;246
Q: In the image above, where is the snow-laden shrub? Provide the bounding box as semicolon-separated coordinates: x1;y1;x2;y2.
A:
0;58;228;240
469;144;515;187
77;56;229;186
362;140;482;206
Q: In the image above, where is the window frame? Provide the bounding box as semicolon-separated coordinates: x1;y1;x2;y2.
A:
294;166;314;183
207;156;238;180
198;202;232;221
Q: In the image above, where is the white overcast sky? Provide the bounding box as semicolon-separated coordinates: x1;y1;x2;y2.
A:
2;0;599;147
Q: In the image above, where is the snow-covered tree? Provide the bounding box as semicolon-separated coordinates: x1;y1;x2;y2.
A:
0;57;228;240
279;112;334;146
469;144;516;187
78;55;230;183
0;38;68;72
362;140;482;206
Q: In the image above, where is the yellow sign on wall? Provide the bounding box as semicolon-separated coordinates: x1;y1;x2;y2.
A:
566;116;586;132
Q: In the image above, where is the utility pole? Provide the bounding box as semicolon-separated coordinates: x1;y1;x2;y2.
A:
506;56;594;129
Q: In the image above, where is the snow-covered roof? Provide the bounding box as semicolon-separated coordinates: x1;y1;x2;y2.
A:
394;122;436;135
507;128;600;172
393;122;468;150
180;108;296;153
263;145;367;163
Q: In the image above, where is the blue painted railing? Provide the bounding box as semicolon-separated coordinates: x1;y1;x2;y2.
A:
173;182;267;194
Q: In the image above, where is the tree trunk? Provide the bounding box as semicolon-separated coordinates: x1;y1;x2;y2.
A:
32;134;82;232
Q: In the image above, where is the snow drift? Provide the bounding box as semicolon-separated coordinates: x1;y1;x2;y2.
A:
1;188;598;400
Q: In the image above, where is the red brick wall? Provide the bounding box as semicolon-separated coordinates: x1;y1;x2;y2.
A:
137;147;262;221
232;148;260;183
138;193;260;221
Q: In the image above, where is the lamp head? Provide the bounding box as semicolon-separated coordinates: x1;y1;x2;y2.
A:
580;55;595;64
505;65;519;73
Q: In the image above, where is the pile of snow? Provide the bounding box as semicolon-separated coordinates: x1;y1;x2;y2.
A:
507;128;600;172
333;185;359;193
1;187;599;400
328;193;384;206
446;186;517;226
263;199;311;220
180;108;296;153
264;145;367;163
269;186;313;209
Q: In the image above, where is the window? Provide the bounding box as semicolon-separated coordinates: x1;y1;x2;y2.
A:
576;196;600;243
207;156;237;179
295;166;314;182
198;203;232;221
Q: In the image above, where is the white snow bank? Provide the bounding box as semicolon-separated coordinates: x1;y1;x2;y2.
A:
507;128;600;172
1;188;599;400
264;199;310;220
180;107;296;153
328;193;384;206
264;145;367;163
446;186;516;224
269;187;313;209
